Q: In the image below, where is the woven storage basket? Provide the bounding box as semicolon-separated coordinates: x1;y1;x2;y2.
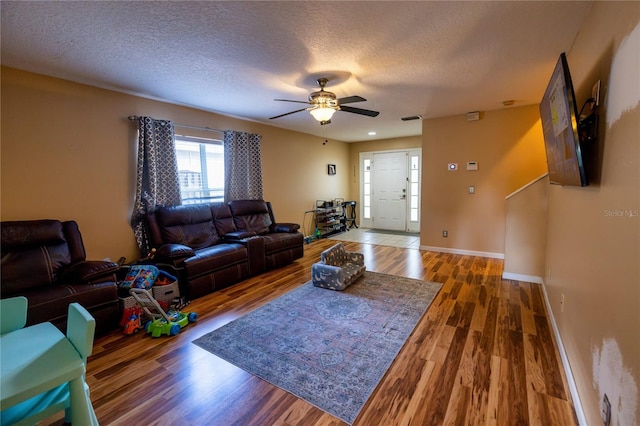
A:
152;281;180;309
119;296;137;311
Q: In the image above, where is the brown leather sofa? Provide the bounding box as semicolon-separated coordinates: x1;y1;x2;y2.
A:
145;200;303;300
1;220;121;336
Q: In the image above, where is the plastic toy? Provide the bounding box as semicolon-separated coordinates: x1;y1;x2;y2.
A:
123;313;144;335
129;288;197;337
146;309;198;337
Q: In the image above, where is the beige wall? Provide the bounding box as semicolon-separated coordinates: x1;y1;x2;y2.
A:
503;175;549;280
421;105;548;255
1;67;350;261
544;3;640;425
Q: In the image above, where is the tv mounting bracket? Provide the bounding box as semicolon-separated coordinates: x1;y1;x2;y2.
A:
578;98;598;144
578;80;601;144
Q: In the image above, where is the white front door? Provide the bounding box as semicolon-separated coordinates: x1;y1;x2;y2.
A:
372;151;407;231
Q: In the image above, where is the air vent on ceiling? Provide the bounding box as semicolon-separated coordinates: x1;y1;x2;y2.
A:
401;115;422;121
466;111;480;121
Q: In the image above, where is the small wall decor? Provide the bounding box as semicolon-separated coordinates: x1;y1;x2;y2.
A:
328;164;336;175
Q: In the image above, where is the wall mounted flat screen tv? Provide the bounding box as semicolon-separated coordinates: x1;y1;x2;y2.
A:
539;52;588;186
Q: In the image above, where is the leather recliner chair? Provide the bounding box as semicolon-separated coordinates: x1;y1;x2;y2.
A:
1;220;120;336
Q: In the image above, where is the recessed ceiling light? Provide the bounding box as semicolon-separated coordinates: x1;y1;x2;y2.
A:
368;131;377;136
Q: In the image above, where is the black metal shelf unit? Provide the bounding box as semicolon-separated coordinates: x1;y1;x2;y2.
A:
314;199;346;238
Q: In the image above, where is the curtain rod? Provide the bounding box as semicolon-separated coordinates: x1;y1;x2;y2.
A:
127;116;225;134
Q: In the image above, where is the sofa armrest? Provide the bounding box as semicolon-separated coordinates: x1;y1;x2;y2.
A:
60;260;119;283
271;223;300;233
311;262;345;286
226;235;265;275
155;244;195;262
223;230;257;241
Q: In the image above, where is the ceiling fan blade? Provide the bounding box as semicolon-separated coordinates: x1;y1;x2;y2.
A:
337;96;366;104
339;105;380;117
269;108;309;120
274;99;311;104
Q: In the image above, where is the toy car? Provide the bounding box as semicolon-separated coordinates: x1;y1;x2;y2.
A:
123;313;144;335
129;288;198;338
145;310;198;337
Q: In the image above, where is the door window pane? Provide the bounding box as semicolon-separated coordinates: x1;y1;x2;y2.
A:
409;155;419;223
363;158;372;219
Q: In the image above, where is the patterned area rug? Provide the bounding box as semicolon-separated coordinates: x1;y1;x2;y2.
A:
193;271;442;424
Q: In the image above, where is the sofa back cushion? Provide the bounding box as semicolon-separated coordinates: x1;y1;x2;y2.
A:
1;220;73;294
211;204;237;236
320;242;347;267
228;200;272;235
154;204;221;249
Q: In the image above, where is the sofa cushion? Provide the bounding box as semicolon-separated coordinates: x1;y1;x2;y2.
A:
155;204;221;249
183;243;248;278
211;204;238;236
1;219;66;250
1;220;72;294
228;200;272;235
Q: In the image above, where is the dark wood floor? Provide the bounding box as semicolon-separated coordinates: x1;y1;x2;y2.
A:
44;239;577;425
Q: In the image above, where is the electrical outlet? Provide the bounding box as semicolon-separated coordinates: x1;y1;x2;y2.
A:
602;394;611;426
442;230;448;238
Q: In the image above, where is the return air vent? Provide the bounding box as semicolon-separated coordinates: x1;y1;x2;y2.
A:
466;111;480;121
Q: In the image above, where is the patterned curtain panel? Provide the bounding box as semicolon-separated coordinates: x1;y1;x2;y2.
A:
223;130;264;201
131;117;181;256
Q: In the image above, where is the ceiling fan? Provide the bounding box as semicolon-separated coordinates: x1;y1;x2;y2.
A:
269;78;379;125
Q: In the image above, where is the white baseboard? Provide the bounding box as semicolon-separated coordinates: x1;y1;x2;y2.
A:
419;245;504;259
539;281;588;426
501;272;544;284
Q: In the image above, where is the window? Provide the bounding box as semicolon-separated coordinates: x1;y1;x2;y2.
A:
174;136;224;204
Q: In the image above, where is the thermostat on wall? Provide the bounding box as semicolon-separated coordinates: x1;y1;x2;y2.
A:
466;161;478;171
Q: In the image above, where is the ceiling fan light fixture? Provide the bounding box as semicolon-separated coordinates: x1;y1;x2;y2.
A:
310;106;337;122
271;77;378;122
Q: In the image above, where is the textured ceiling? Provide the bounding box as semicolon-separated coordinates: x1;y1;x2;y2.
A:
1;1;592;142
